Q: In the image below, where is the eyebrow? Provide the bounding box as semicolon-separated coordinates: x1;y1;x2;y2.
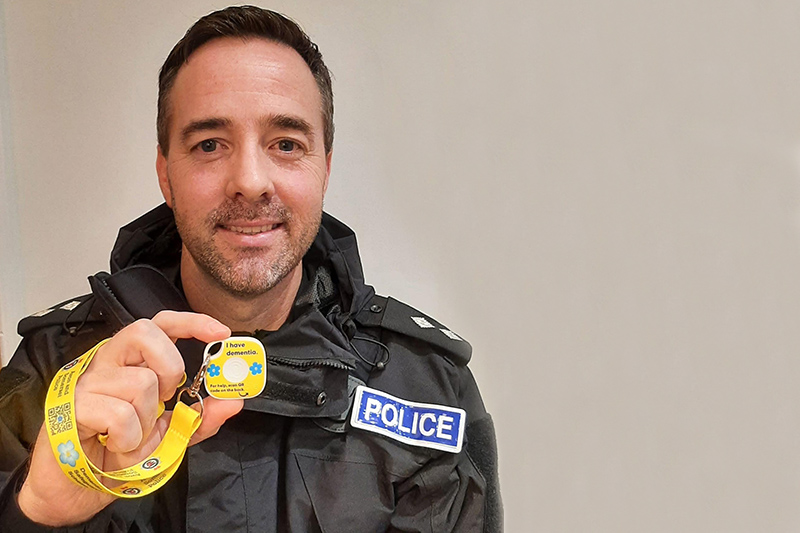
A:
178;114;317;145
261;114;315;139
180;117;232;145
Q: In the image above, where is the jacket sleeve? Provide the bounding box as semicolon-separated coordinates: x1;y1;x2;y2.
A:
388;367;503;532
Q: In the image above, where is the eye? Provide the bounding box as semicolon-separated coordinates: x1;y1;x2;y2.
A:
198;139;218;153
277;139;298;153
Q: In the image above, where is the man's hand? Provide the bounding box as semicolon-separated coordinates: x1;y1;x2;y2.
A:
17;311;244;527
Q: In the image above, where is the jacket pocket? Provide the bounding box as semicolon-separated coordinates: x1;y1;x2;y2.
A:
294;453;393;533
241;458;280;531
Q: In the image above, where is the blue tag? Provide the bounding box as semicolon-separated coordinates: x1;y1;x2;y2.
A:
349;386;466;453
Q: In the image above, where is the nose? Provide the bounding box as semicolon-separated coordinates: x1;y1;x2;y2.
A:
225;143;276;202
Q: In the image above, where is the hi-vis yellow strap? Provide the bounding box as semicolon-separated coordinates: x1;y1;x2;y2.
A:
44;339;202;498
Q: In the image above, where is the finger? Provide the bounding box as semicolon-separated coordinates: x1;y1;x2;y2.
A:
75;366;162;443
103;413;173;474
151;310;231;344
188;398;243;446
93;319;186;400
96;312;230;400
74;393;143;453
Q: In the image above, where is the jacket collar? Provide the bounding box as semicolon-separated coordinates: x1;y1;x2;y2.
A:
109;203;375;318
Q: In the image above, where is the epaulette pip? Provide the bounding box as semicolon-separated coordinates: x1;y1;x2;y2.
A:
354;295;472;366
17;294;95;336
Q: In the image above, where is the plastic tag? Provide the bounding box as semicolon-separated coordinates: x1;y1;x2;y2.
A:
203;336;267;399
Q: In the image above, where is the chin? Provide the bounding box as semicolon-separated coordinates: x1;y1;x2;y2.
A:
213;255;300;297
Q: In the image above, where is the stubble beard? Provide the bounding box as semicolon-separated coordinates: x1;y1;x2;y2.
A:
173;198;321;299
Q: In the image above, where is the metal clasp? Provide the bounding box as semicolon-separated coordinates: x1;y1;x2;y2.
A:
176;351;212;418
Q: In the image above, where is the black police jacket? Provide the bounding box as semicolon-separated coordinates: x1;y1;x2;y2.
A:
0;204;502;532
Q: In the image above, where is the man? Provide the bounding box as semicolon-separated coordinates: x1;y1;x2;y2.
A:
0;6;501;531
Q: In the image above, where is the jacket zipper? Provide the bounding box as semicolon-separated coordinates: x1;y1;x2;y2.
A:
268;355;354;371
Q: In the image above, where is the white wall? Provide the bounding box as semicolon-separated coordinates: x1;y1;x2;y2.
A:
4;1;800;531
0;0;24;364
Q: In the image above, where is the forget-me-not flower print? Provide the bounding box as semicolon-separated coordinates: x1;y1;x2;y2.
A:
58;440;80;467
207;364;221;378
250;362;263;375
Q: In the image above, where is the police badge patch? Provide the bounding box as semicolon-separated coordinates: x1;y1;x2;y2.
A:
349;386;466;453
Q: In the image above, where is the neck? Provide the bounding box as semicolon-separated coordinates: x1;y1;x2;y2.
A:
181;256;302;333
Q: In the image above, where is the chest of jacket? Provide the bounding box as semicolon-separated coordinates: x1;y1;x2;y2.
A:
185;408;437;532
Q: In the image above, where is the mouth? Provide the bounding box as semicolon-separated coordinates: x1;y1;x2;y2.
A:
221;223;282;235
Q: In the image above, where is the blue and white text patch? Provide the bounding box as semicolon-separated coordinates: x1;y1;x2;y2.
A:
350;386;466;453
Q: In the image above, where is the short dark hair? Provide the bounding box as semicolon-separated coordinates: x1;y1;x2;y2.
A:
157;5;334;155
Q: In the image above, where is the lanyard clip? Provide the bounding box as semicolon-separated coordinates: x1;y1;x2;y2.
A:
190;351;213;397
177;350;212;417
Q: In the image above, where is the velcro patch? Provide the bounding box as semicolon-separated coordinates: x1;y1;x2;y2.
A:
350;386;465;453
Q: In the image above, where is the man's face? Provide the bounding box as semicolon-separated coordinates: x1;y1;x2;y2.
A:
156;37;331;297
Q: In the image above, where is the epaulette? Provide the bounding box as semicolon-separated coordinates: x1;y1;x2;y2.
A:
17;294;95;337
354;295;472;366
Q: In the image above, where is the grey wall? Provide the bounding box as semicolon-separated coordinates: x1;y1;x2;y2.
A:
3;1;800;530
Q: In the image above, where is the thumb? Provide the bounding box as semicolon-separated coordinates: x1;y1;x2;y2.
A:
188;397;244;445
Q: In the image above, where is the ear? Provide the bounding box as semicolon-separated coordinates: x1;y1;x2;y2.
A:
156;145;173;208
323;150;332;195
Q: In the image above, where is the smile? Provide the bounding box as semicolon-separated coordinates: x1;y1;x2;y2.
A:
224;224;279;235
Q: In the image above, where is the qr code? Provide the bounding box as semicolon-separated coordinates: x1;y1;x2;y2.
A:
47;404;73;435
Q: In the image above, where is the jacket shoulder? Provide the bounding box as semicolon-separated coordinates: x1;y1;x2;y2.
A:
16;294;95;337
4;294;113;426
354;294;472;366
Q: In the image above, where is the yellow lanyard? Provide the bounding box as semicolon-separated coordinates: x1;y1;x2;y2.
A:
44;339;202;498
44;336;267;498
